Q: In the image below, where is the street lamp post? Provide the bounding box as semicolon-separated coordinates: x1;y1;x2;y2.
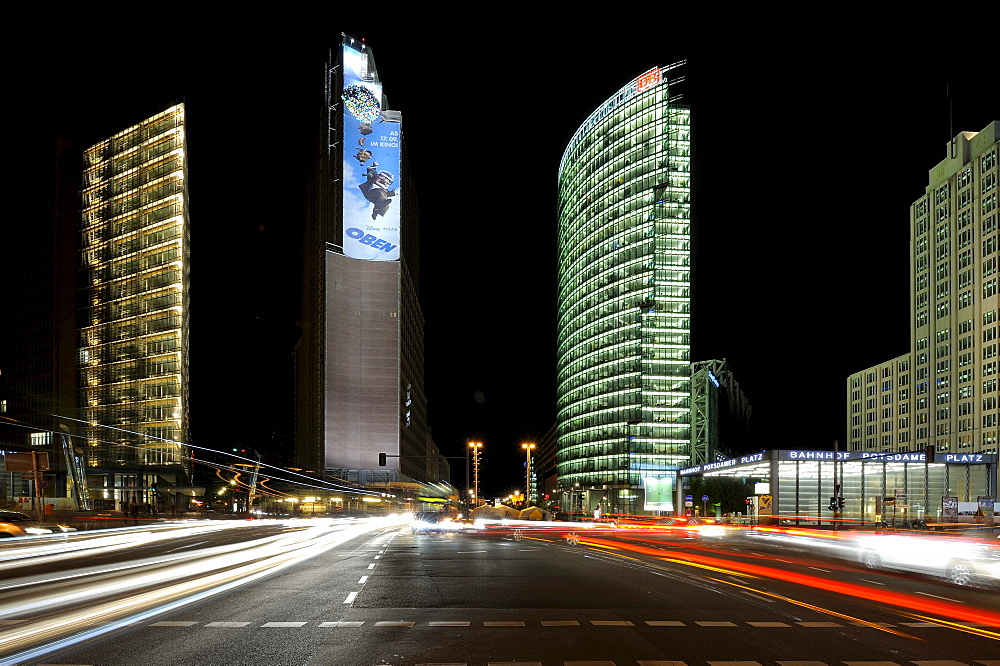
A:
468;441;483;508
521;443;536;506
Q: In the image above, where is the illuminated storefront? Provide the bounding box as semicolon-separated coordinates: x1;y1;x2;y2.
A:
556;63;690;515
680;450;997;525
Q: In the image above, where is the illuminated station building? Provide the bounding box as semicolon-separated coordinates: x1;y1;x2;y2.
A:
556;63;691;517
295;36;451;509
79;105;192;509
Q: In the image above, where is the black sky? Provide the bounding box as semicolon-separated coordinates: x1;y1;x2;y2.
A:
10;18;998;498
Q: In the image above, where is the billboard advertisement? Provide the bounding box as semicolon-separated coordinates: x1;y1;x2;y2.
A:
642;475;674;512
342;45;401;261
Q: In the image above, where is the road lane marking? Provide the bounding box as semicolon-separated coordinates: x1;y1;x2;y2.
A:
695;621;738;627
261;622;307;628
739;590;776;603
707;662;763;666
914;591;962;603
374;555;380;559
319;621;363;627
358;576;368;584
807;567;830;572
457;551;487;553
343;592;357;604
796;622;843;627
645;621;685;626
541;620;580;626
747;622;791;627
374;621;415;627
205;622;251;627
859;579;885;585
368;563;376;569
899;622;943;627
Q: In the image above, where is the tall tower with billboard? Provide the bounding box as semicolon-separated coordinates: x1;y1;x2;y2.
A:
297;36;440;490
556;64;690;517
79;104;191;507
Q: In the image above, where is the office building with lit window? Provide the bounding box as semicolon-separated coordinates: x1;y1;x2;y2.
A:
556;63;690;517
848;121;999;461
295;36;447;499
79;104;191;508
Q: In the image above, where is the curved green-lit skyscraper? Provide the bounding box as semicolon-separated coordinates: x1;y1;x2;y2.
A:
556;63;690;517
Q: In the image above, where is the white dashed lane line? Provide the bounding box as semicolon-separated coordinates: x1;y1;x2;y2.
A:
343;592;357;604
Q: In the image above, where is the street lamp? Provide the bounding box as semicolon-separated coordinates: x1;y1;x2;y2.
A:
468;441;483;508
521;443;536;506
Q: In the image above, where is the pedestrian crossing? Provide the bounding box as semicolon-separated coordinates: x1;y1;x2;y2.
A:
37;659;1000;666
111;618;988;630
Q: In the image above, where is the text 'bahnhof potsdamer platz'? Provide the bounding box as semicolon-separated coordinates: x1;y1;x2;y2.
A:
556;63;690;517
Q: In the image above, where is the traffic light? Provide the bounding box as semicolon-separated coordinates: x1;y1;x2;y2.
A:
378;452;387;466
828;496;839;511
838;497;845;510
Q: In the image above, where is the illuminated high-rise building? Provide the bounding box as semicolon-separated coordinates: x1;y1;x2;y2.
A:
556;63;690;516
848;121;999;462
79;104;191;505
296;36;445;495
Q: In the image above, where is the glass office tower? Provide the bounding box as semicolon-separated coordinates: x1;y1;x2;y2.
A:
556;64;690;516
79;105;191;505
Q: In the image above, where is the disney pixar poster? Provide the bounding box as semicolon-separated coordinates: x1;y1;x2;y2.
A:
341;44;401;261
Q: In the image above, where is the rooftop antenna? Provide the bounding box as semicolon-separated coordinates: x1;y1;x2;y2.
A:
947;81;956;159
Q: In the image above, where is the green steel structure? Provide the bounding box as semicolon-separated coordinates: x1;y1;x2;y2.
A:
556;63;690;517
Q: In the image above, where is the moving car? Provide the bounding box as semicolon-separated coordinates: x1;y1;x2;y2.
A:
856;528;1000;587
0;510;77;537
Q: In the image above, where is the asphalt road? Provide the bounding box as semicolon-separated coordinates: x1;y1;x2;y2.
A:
3;520;998;666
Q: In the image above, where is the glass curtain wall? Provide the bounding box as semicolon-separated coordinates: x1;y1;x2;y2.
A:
79;105;190;484
556;66;690;513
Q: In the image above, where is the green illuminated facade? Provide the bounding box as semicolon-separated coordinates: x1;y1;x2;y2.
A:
556;64;690;516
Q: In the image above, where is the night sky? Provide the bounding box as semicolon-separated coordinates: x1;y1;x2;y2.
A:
10;19;997;499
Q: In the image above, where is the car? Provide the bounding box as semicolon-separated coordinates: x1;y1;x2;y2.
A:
0;510;77;538
856;528;1000;587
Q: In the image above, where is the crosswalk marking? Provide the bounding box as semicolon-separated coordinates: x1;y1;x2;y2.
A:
428;621;471;626
374;620;415;627
147;621;197;627
484;621;525;626
591;620;633;626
